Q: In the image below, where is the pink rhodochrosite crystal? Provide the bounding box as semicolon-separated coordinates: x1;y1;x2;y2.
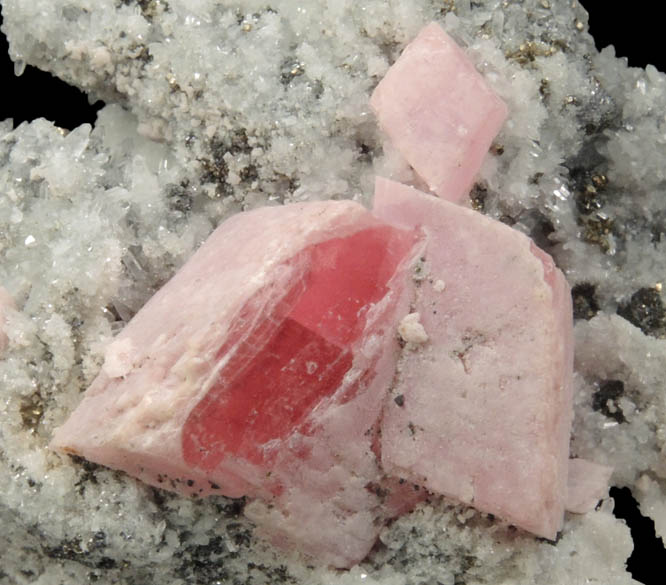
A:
373;177;574;540
370;22;508;203
51;200;418;568
566;458;614;514
181;225;413;470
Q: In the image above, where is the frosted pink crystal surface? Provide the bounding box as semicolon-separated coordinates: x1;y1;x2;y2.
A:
373;176;574;540
370;22;508;203
51;199;418;568
566;458;614;514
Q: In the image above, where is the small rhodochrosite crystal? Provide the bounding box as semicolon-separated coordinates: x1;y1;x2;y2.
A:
370;22;508;203
374;177;574;540
51;199;417;568
566;458;614;514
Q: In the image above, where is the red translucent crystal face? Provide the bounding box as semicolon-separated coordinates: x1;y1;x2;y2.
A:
182;226;412;469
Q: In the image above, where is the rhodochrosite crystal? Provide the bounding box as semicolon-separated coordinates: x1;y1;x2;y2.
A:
182;224;414;472
51;199;418;567
566;458;614;514
370;22;508;203
51;174;600;564
374;177;574;540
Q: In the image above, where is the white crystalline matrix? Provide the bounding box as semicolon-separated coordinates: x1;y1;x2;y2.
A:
0;1;664;584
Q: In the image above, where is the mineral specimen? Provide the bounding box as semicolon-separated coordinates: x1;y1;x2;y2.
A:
49;19;574;562
1;0;663;583
374;176;574;540
370;22;508;203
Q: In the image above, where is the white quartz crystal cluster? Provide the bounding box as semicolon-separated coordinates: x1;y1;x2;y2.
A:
0;0;664;583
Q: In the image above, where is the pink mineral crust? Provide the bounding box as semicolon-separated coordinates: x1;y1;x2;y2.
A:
370;22;508;203
51;199;418;568
566;458;613;514
0;286;15;354
373;177;574;540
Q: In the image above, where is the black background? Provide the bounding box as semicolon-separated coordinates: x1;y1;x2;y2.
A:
0;1;664;583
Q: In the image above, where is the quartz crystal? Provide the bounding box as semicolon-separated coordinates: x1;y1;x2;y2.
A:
0;286;14;354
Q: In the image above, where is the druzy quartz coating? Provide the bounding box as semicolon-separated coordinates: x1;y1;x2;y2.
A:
0;286;14;355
